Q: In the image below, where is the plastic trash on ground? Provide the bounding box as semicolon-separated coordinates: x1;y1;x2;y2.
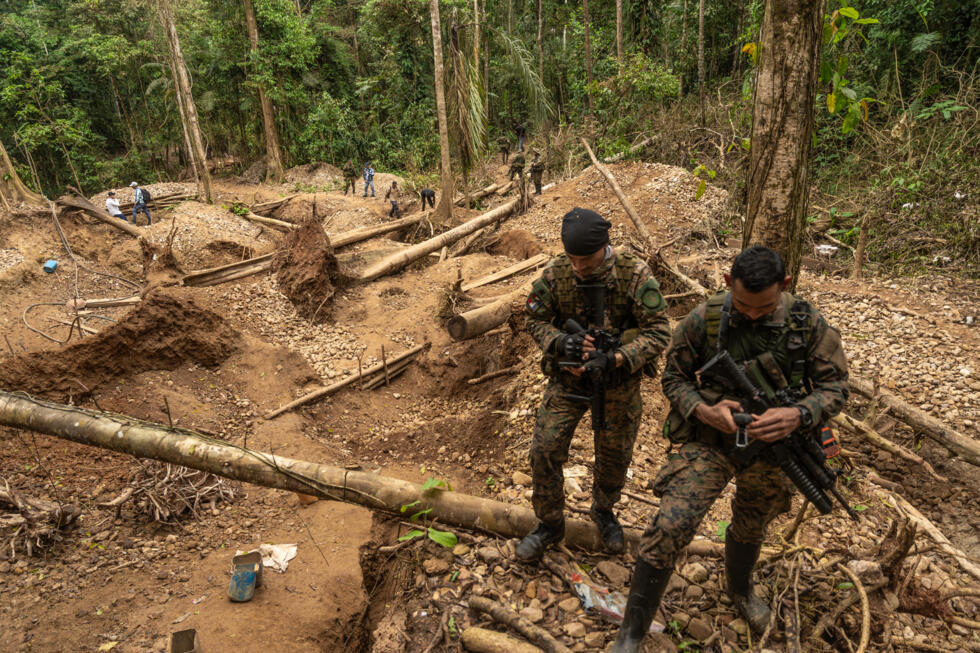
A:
569;569;664;633
236;543;298;573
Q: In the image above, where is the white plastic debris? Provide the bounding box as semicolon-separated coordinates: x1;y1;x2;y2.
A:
815;244;839;257
954;190;966;200
236;543;298;573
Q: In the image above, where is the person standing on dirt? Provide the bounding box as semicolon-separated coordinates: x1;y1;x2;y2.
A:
363;161;375;198
515;122;526;152
384;180;402;219
508;151;526;181
529;151;545;195
342;159;358;195
130;181;152;226
517;208;670;562
497;136;510;164
419;188;436;210
607;246;850;652
105;191;124;219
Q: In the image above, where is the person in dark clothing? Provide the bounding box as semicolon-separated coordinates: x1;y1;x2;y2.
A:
515;123;527;152
420;188;436;209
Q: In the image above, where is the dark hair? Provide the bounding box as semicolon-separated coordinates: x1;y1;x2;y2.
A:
731;245;785;292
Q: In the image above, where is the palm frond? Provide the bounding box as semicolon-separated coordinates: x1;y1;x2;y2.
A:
492;27;552;124
448;33;487;172
144;76;172;96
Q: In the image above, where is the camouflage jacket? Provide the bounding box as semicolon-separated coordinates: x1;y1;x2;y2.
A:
511;153;526;168
497;136;510;149
342;163;357;178
661;292;849;428
530;160;545;175
524;250;671;377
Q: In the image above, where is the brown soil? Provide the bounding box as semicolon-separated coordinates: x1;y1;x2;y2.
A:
0;289;239;397
272;217;345;323
486;229;543;260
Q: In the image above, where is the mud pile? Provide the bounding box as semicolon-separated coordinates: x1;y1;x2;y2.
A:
273;217;345;323
0;289;240;396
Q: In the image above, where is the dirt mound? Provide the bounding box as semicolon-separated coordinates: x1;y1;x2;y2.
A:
273;217;345;323
0;289;240;397
486;229;543;260
283;161;342;188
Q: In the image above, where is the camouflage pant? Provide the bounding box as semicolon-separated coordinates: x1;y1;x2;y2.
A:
530;375;642;525
638;441;795;568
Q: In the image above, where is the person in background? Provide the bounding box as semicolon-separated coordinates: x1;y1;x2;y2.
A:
363;162;375;198
420;188;436;210
105;191;124;219
130;182;151;226
385;180;402;219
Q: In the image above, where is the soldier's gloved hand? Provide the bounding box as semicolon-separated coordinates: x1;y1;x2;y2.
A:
556;332;586;361
583;350;616;382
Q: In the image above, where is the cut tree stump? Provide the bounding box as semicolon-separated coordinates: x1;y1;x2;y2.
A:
448;290;524;341
359;200;519;282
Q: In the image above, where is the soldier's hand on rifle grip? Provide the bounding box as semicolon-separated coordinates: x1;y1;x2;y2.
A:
746;407;801;442
693;400;743;435
580;333;597;356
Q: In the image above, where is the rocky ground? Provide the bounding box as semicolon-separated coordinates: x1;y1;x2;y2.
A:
0;159;977;653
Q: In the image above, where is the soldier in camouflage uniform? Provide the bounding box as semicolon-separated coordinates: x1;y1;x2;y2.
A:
516;208;670;561
497;136;511;164
508;151;526;181
529;152;545;195
342;159;358;196
609;245;850;653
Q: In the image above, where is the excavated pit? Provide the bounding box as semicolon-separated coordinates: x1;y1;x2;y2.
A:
0;289;240;397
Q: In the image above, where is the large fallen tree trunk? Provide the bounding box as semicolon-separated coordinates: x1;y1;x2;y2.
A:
181;253;275;287
359;199;519;282
848;376;980;468
117;192;196;213
0;390;619;552
453;182;501;206
581;139;709;298
241;210;296;231
251;194;300;216
328;213;428;248
56;196;143;238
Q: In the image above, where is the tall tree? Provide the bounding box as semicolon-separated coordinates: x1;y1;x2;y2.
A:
243;0;285;183
616;0;623;65
0;139;46;209
158;0;213;202
698;0;705;125
583;0;594;115
429;0;455;223
743;0;823;287
537;0;544;83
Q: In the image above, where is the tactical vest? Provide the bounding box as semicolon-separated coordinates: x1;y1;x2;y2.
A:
540;252;643;379
663;291;813;445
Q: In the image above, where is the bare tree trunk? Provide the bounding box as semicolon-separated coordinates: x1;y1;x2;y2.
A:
681;0;687;92
537;0;544;83
698;0;705;125
0;140;46;210
852;212;869;279
616;0;623;65
348;2;363;76
159;0;213;202
583;0;594;115
743;0;823;288
165;44;200;190
429;0;455;224
243;0;285;184
473;0;480;66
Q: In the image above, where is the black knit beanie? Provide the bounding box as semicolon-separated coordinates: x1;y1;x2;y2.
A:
561;207;611;256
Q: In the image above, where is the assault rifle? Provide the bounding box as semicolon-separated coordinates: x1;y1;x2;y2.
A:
558;283;620;435
697;350;858;521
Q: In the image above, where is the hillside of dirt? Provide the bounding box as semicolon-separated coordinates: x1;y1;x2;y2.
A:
0;159;978;653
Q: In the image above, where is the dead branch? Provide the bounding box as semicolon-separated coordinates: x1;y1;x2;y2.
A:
832;413;948;483
468;596;571;653
466;365;520;386
836;563;870;653
460;627;543;653
461;253;549;292
0;479;81;557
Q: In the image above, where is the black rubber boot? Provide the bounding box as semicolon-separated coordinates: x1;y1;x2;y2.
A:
590;506;625;553
726;535;771;633
608;559;672;653
515;521;564;561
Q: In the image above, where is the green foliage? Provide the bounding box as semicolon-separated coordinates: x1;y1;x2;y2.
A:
715;520;730;542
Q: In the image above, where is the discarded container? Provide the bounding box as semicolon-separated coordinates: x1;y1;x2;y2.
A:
43;259;58;274
569;569;664;633
170;629;200;653
228;550;263;602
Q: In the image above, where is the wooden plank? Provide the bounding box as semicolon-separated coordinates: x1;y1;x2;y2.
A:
460;253;549;292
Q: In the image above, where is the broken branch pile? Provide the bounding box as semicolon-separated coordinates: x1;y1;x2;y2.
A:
100;461;238;523
0;479;81;557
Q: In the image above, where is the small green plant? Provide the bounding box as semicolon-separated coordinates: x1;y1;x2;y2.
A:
397;477;458;548
692;164;716;200
716;520;730;542
484;476;495;488
837;581;855;590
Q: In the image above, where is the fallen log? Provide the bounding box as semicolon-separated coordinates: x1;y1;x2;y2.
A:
56;196;143;238
468;597;571;653
0;389;618;553
264;344;427;418
581;138;709;298
448;290;523;341
241;210;296;231
359;199;519;282
68;296;142;310
454;182;501;207
328;214;428;248
849;376;980;468
181;253;275;287
603;136;652;163
251;194;300;215
461;253;549;292
461;627;542;653
118;192;196;212
832;413;948;483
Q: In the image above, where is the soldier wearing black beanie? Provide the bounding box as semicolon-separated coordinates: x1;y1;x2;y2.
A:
560;207;612;256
